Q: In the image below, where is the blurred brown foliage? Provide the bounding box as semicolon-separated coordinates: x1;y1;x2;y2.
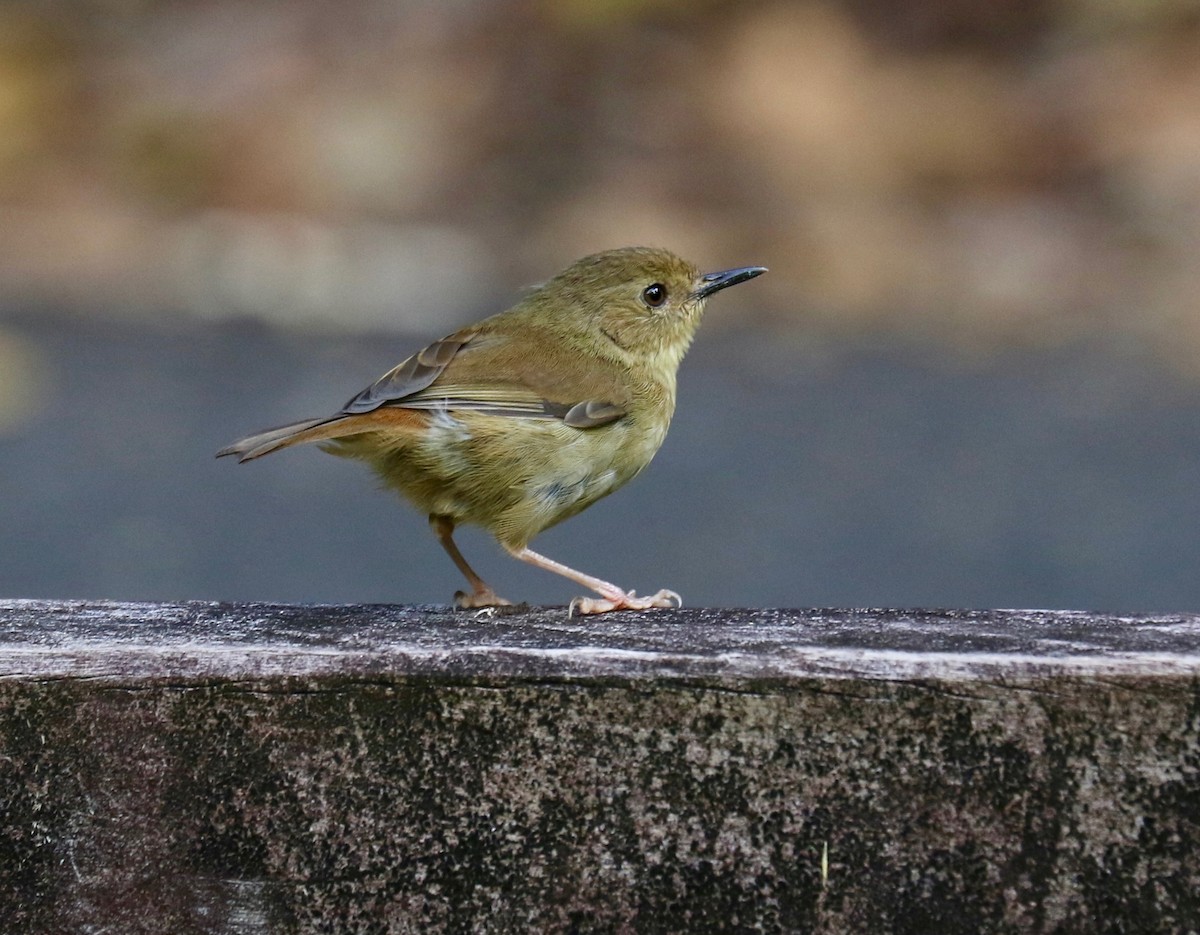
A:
2;0;1200;365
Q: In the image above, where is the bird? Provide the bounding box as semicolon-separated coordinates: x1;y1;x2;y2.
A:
217;246;766;614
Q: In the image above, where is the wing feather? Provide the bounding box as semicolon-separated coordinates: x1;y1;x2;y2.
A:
340;327;627;428
340;335;472;414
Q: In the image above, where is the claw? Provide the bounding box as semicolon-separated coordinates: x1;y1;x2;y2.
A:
454;589;513;611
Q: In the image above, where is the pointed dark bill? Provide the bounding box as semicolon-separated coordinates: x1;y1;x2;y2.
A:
694;265;768;299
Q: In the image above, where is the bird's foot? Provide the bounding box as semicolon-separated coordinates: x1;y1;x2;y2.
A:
569;588;682;617
454;589;513;610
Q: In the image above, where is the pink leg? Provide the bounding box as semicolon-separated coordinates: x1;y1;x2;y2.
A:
430;515;512;609
504;544;681;616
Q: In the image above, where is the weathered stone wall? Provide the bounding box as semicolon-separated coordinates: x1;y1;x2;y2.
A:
1;601;1198;932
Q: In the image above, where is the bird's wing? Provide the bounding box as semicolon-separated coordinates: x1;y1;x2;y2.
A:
340;333;472;414
339;328;628;428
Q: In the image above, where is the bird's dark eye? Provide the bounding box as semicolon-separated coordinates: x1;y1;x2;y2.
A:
642;283;667;307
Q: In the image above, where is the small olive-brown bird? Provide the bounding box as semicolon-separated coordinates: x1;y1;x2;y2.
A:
218;247;766;614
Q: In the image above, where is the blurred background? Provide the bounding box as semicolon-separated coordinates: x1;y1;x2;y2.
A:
2;0;1200;612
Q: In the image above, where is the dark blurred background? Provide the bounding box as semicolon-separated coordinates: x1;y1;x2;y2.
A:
2;0;1200;612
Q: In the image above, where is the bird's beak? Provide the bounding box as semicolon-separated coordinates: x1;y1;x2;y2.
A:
693;265;768;299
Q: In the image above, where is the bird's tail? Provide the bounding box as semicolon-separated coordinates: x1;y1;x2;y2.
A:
216;416;362;462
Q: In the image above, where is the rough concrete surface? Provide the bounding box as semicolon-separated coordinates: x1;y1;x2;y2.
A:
0;600;1198;933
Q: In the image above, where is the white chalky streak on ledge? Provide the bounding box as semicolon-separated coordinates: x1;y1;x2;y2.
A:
2;640;1199;682
3;600;1199;684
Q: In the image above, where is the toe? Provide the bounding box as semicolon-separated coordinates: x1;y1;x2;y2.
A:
646;589;682;609
569;596;616;616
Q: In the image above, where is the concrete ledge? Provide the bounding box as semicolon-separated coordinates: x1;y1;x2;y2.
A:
1;600;1198;932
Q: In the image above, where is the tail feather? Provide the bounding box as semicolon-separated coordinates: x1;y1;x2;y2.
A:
217;416;357;462
218;407;431;463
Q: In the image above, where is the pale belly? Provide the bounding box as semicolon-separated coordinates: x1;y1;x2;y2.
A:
395;409;671;546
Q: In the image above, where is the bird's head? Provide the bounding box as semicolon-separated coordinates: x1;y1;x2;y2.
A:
531;246;767;374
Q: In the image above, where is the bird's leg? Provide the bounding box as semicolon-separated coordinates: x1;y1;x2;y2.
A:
503;545;681;616
429;515;512;609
